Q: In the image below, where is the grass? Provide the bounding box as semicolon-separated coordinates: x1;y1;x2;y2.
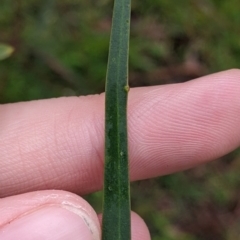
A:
1;1;240;239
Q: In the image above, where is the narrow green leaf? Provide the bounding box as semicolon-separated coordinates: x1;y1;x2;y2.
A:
0;43;14;61
102;0;131;239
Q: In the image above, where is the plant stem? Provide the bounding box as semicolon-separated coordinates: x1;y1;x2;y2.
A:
102;0;131;239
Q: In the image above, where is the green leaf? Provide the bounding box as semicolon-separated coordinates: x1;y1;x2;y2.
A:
0;43;14;61
102;0;131;239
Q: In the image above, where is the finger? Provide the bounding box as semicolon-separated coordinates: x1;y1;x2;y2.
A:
0;190;101;240
0;69;240;197
0;190;150;240
128;69;240;179
130;212;151;240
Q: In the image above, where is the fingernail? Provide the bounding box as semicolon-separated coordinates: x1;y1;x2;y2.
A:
0;206;100;240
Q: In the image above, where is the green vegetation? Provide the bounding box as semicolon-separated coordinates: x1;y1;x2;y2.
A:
1;1;240;239
102;0;131;239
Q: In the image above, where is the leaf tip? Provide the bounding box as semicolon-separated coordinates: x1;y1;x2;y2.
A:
0;43;14;61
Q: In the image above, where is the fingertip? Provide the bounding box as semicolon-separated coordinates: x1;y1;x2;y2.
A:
131;211;151;240
128;69;240;180
0;190;101;240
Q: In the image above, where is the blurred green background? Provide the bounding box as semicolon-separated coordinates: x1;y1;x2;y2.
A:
1;1;240;239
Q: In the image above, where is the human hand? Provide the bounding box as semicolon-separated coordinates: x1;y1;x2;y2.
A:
0;69;239;239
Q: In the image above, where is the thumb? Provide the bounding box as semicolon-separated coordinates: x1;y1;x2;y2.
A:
0;190;101;240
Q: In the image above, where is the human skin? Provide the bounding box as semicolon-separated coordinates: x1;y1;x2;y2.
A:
0;69;239;239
